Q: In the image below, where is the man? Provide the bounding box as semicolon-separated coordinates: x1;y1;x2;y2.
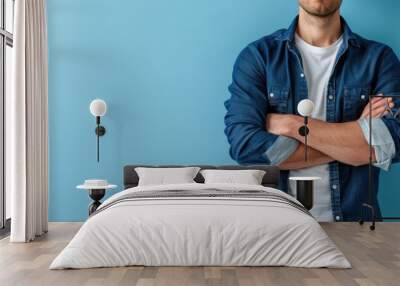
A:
224;0;400;221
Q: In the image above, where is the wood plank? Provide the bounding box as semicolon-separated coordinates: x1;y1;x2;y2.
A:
0;222;399;286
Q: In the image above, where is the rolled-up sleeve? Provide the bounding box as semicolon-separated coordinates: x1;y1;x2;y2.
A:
369;46;400;168
224;45;298;165
265;136;299;165
358;117;395;171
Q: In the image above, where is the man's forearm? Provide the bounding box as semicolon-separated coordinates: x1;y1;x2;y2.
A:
278;143;334;170
284;116;375;166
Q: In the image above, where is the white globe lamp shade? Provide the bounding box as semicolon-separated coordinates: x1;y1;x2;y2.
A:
90;99;107;117
297;99;314;117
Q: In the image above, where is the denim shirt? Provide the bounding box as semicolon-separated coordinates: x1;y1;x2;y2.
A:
224;16;400;221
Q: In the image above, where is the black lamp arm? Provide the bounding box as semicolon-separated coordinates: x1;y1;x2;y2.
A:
94;116;106;162
298;116;310;161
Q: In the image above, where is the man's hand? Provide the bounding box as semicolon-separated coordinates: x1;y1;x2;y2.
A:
265;95;394;167
266;115;376;167
360;95;394;119
266;95;394;137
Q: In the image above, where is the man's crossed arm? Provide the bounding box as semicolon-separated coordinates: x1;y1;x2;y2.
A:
267;96;394;170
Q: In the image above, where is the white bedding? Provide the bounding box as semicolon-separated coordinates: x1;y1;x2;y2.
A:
50;183;351;269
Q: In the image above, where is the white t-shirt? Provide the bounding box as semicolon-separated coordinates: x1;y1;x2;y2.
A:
289;33;343;222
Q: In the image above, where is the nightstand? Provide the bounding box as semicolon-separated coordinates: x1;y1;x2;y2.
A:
289;176;320;211
77;180;117;215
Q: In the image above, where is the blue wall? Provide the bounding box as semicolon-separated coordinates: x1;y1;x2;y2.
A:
47;0;400;221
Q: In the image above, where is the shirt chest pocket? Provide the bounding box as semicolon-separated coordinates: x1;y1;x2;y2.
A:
267;86;290;113
343;86;370;121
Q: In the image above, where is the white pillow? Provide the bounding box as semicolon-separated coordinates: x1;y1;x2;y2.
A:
135;167;201;186
200;169;266;185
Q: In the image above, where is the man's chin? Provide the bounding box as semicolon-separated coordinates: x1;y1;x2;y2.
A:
305;9;339;18
300;4;340;18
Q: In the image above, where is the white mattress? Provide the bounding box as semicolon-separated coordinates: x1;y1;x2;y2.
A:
50;183;350;269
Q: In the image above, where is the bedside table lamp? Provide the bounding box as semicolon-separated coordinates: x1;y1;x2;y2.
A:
89;99;107;162
297;99;314;161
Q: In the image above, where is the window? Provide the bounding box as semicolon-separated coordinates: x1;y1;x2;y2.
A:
0;0;14;234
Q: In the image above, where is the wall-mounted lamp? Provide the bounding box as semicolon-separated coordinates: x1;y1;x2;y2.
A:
297;99;314;162
89;99;107;162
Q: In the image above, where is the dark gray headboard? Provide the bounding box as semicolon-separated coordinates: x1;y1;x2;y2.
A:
123;165;280;189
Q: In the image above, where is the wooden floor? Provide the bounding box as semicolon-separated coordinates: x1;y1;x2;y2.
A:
0;223;399;286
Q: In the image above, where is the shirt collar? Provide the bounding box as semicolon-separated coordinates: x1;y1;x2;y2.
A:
277;15;360;48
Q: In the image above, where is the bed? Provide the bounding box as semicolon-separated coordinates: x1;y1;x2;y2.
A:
50;165;350;269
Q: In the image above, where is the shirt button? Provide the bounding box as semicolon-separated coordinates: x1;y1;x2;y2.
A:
328;95;334;100
332;184;337;190
270;92;274;98
335;216;341;221
300;73;305;78
361;94;366;100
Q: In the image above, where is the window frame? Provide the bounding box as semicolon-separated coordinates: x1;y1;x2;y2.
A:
0;0;13;232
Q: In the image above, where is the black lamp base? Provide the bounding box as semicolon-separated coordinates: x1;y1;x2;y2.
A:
359;203;376;230
95;126;106;136
298;125;309;136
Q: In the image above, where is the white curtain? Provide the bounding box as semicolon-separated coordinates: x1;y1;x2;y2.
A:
8;0;49;242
